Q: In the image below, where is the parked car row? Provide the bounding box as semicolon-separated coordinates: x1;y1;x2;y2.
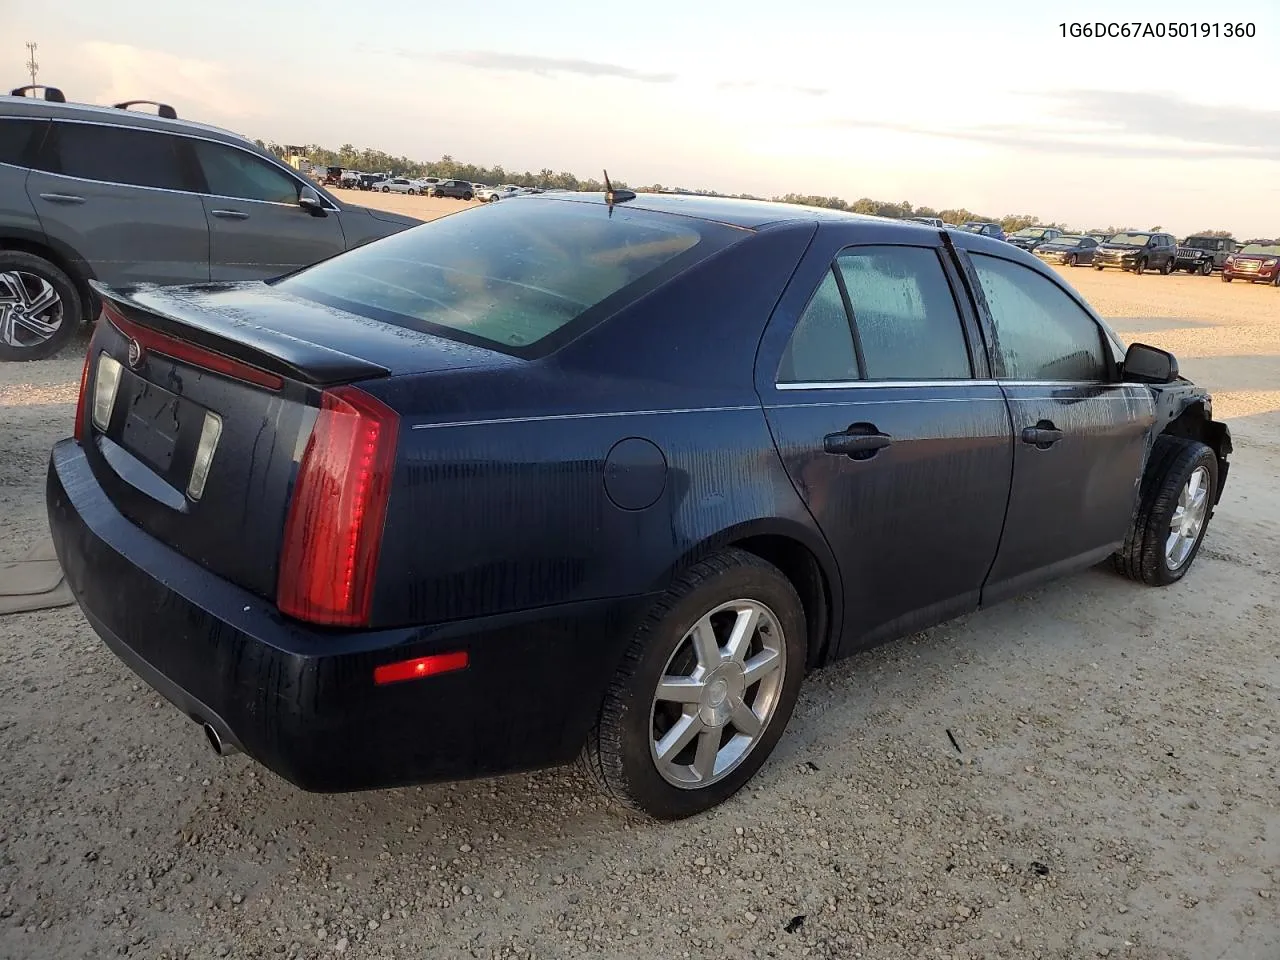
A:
326;170;548;203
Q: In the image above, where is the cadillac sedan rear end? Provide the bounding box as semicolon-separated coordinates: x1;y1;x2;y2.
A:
46;195;801;795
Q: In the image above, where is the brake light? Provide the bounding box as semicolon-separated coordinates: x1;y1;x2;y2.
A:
277;386;399;626
73;341;93;442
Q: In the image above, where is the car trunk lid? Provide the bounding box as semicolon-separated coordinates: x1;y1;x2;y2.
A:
78;281;513;605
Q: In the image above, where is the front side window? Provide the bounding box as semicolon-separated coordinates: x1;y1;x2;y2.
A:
45;122;187;190
835;246;971;380
192;140;300;204
970;253;1108;382
277;199;731;354
777;269;859;383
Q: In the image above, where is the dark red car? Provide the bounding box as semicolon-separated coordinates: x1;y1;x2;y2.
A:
1222;241;1280;285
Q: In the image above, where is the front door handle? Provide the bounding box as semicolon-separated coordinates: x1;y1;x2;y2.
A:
39;193;85;204
210;209;249;220
1021;421;1065;449
824;424;893;460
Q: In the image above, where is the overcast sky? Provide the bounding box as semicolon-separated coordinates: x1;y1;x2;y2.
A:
7;1;1280;236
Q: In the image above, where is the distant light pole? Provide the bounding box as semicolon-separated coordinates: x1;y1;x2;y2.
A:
25;42;39;87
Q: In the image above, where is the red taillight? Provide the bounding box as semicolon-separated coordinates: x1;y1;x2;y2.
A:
276;385;400;626
102;300;284;391
73;340;94;442
373;650;469;686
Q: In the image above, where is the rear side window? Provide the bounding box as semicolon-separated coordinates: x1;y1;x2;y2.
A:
191;140;300;204
276;199;735;355
970;253;1108;381
835;246;972;380
777;269;859;383
0;118;44;167
43;122;187;190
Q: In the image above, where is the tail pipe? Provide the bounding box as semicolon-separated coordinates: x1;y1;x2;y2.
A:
202;723;240;757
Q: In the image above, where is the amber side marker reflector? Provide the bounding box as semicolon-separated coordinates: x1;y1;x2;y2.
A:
373;650;469;686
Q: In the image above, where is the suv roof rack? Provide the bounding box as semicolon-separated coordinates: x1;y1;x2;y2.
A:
112;99;178;119
9;84;65;102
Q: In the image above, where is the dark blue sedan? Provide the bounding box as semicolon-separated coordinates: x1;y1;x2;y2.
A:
48;193;1232;819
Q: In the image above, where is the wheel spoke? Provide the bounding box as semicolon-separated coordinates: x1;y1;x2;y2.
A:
655;712;702;763
689;615;721;670
692;729;719;782
742;648;781;688
729;697;762;738
655;677;703;704
23;280;58;317
11;309;58;340
1186;469;1202;500
723;606;760;663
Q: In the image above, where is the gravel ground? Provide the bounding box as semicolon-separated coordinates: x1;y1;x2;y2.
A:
1;253;1278;960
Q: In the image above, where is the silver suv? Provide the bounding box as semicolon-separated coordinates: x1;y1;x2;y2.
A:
0;86;422;361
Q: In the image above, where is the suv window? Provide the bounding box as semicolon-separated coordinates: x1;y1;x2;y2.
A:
970;253;1108;382
835;246;971;380
0;118;44;167
777;269;859;383
42;122;188;190
191;140;300;204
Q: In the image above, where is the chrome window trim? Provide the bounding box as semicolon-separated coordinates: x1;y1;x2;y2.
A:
776;378;1131;391
33;117;343;212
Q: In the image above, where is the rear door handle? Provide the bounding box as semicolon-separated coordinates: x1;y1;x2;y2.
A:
39;193;85;204
1021;422;1065;448
824;425;893;460
210;209;249;220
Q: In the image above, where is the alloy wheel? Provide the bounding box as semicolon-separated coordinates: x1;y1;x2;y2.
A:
649;599;786;789
1166;466;1210;571
0;271;64;349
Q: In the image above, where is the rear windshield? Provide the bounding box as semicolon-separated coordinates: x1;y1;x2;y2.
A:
277;198;734;354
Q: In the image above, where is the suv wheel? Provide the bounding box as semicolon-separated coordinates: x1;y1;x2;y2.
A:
464;192;474;201
1222;273;1232;282
583;548;806;820
0;252;83;362
1133;257;1147;274
1112;436;1218;586
1161;258;1175;275
1200;261;1213;276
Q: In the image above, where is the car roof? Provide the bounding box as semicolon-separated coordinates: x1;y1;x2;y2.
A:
533;191;921;230
0;93;258;148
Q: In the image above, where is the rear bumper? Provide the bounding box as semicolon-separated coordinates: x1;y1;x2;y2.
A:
47;439;655;793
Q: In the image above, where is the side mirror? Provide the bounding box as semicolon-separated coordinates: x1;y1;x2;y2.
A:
1123;342;1179;384
298;186;327;217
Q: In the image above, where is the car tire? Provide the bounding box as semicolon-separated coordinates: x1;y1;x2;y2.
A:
0;251;83;362
582;548;807;820
464;193;474;201
381;186;390;192
1200;261;1213;276
1222;273;1231;282
1093;264;1104;271
1067;254;1077;267
1162;258;1174;275
408;188;417;195
1112;436;1218;587
1133;257;1147;274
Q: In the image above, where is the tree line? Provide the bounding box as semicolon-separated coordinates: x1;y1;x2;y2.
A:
257;140;1235;239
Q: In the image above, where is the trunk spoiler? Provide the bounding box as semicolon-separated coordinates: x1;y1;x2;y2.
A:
90;281;391;387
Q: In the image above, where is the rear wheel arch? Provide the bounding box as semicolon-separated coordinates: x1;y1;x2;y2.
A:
0;233;97;321
656;520;841;672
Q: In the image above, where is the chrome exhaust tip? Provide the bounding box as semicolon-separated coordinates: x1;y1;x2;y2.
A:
202;723;239;757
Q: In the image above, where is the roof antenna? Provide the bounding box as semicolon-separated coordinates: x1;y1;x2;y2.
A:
603;169;635;216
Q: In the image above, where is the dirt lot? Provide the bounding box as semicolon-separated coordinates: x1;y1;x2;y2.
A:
1;227;1277;959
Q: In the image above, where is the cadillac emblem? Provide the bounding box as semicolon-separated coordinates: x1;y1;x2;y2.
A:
127;338;143;368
